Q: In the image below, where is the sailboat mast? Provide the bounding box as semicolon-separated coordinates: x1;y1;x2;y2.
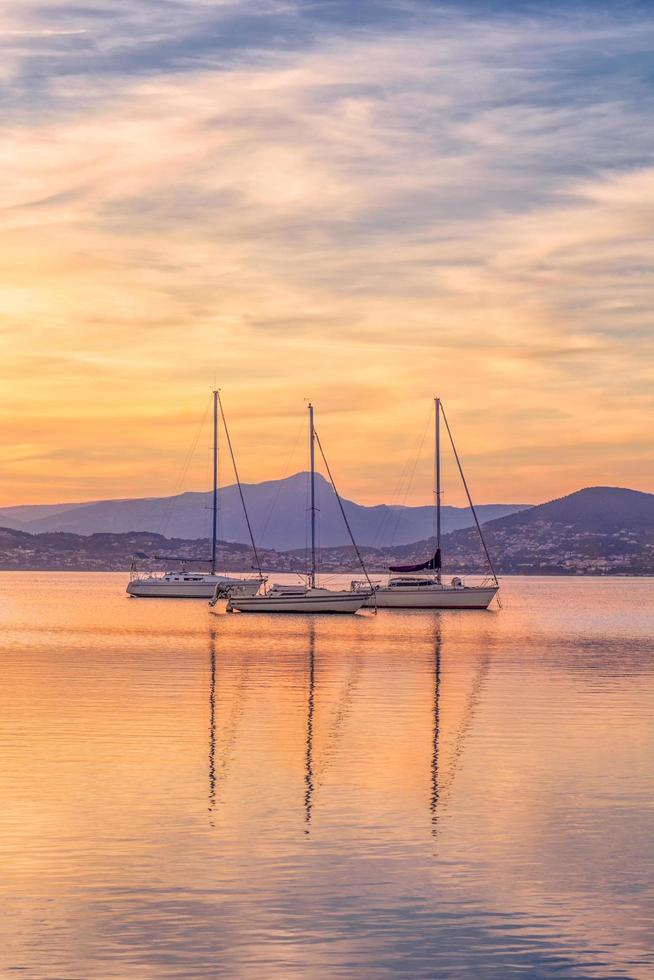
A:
435;396;442;583
211;389;218;576
309;402;316;589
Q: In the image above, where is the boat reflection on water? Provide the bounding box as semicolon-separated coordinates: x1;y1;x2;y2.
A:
304;622;316;832
431;618;441;835
208;630;217;816
204;615;491;834
3;574;650;978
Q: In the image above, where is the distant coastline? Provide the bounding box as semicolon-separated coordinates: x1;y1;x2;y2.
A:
2;484;653;577
0;526;652;577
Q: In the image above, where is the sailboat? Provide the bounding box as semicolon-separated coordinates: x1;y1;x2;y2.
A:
126;391;265;599
364;398;499;609
225;403;373;614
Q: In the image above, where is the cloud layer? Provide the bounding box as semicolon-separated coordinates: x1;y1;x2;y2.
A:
1;1;653;504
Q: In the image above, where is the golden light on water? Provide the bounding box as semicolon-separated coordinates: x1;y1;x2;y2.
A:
0;574;652;976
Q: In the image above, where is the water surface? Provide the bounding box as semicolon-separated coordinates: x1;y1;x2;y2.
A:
0;574;652;978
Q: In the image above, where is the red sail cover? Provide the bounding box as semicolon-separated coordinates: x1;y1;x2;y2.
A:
388;548;441;573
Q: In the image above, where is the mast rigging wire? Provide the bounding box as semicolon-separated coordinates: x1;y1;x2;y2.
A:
257;414;305;548
439;402;498;586
157;399;210;541
371;402;432;550
312;427;376;598
216;392;264;579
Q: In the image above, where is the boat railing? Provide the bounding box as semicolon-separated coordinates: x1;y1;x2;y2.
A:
128;566;183;582
209;577;268;606
351;578;381;592
128;562;166;582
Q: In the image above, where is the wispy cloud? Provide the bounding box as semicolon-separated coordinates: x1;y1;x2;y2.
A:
0;1;653;503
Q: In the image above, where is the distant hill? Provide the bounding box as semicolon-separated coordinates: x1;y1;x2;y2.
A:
0;524;366;575
0;526;264;573
0;487;652;574
491;485;654;531
0;502;87;528
387;486;654;575
0;473;528;551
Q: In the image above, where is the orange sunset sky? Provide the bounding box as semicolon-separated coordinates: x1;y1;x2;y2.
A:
1;1;653;507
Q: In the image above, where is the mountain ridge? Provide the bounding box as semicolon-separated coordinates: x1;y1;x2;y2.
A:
0;471;529;550
0;486;652;575
386;486;654;575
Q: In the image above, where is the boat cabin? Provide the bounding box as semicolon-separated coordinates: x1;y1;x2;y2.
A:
269;585;308;597
386;575;466;590
388;577;438;588
164;572;207;582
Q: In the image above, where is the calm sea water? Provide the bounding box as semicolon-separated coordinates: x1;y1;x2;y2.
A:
0;573;652;979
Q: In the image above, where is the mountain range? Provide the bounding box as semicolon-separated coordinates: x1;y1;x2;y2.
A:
0;472;528;551
386;486;654;575
0;486;651;575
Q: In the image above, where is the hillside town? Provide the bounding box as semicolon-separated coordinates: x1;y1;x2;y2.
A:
1;510;653;576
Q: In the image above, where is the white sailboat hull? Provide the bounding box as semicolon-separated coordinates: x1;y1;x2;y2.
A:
227;589;369;614
366;586;498;609
127;576;262;599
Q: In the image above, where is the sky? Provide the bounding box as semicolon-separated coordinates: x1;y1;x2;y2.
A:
1;0;653;507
